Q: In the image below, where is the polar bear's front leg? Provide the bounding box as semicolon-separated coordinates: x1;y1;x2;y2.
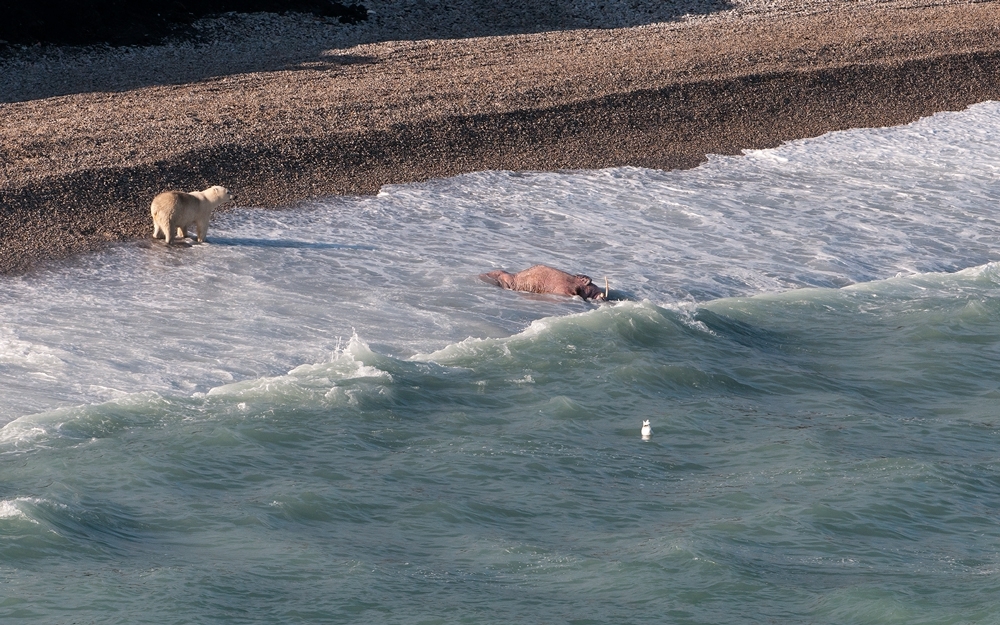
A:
176;226;186;239
195;219;208;243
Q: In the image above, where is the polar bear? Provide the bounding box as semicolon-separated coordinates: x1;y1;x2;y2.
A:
151;185;233;244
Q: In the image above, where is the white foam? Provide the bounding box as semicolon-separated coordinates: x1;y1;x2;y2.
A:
0;498;41;523
0;422;50;447
0;326;66;370
2;101;998;424
206;333;392;403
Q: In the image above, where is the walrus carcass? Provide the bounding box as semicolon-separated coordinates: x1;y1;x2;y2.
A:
479;265;607;300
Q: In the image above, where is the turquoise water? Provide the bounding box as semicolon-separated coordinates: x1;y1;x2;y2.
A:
3;102;1000;623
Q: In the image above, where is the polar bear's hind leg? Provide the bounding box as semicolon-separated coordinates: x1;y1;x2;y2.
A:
162;220;174;245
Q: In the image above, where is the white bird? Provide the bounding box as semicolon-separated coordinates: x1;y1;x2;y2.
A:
641;420;651;438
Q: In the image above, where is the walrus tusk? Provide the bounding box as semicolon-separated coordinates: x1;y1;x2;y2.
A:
605;277;609;300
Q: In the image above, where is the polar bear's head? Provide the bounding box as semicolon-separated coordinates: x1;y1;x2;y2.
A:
202;186;234;205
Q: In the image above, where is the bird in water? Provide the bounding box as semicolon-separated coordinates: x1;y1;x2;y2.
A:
641;420;651;439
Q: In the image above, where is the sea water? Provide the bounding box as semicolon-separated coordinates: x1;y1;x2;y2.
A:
2;102;1000;623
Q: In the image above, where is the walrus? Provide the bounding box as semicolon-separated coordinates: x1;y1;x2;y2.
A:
479;265;608;300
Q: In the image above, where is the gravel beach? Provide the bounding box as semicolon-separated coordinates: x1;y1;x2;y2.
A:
2;0;999;274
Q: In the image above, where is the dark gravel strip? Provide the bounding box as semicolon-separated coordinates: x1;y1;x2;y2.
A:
3;49;999;275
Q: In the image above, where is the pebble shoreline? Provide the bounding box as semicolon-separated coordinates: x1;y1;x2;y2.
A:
1;0;999;274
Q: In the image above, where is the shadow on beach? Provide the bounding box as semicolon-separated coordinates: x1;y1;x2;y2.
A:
0;0;734;103
204;237;376;251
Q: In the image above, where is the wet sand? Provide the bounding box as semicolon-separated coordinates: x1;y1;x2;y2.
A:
2;1;999;274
